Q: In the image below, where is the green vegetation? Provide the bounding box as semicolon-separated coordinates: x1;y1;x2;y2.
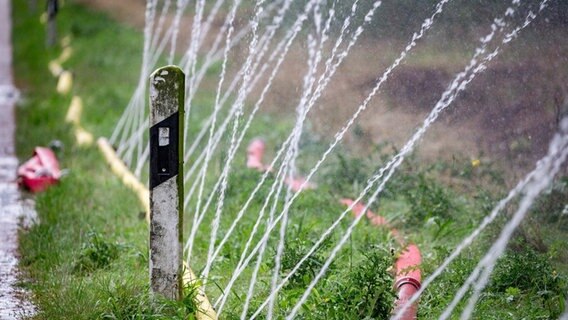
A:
74;231;121;274
13;1;567;319
13;2;198;319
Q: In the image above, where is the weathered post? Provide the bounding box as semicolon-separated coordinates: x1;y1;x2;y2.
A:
149;66;184;300
46;0;58;47
28;0;37;12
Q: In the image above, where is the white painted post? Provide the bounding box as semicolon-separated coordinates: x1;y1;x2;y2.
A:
149;66;185;300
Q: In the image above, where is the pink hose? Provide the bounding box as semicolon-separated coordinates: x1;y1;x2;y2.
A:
246;138;315;191
246;138;266;171
394;244;421;320
341;198;421;319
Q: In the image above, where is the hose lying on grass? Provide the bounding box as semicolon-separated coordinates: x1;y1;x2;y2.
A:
246;138;422;320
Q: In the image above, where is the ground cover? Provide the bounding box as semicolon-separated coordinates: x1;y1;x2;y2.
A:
13;2;199;319
12;1;567;319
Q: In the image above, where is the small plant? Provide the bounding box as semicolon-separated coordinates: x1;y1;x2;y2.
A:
400;173;454;225
325;153;372;197
74;230;120;273
278;235;330;289
99;280;155;319
491;245;558;293
505;286;521;302
99;279;200;319
490;245;567;317
178;277;203;317
534;176;568;230
309;245;396;320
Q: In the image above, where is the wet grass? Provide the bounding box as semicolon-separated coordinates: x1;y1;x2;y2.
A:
12;0;567;319
13;2;200;319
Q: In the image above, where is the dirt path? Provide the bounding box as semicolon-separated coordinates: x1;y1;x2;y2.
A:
0;0;37;318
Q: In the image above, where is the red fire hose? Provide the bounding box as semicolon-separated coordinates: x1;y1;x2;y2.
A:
341;198;421;320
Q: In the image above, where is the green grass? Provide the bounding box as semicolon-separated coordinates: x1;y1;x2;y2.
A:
12;1;567;319
13;2;199;319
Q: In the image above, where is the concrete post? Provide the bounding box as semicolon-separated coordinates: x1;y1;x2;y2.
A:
149;65;185;300
46;0;58;47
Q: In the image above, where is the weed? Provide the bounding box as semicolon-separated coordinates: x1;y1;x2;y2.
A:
278;236;330;289
308;245;396;320
534;176;568;230
74;230;120;273
98;278;200;319
325;153;371;197
490;245;567;317
399;173;454;225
